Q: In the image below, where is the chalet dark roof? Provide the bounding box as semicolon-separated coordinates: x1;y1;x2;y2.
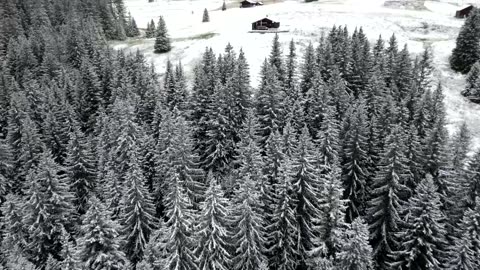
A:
455;5;474;18
240;0;263;7
252;17;276;24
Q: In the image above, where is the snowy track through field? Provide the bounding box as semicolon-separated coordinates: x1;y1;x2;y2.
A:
117;0;480;149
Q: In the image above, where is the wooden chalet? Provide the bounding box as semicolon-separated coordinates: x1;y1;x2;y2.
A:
240;0;263;8
252;17;280;30
455;5;474;18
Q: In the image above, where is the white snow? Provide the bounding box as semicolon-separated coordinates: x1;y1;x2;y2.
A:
117;0;480;150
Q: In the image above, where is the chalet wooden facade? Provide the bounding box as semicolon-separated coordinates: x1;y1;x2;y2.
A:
455;5;474;18
240;0;263;8
252;17;280;30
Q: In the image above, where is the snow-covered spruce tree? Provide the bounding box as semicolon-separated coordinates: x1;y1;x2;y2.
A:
315;105;340;172
202;8;210;22
230;49;251;138
305;70;329;138
190;48;218;167
145;19;156;38
423;115;449;193
22;151;74;267
285;39;297;99
120;145;157;266
173;61;189;112
126;12;140;37
335;218;373;270
65;125;96;215
311;165;346;261
231;173;267;270
154;16;171;53
200;81;236;175
269;34;285;84
447;198;480;269
256;59;285;149
161;172;197;270
450;7;480;73
4;249;36;270
416;47;434;94
391;175;449;269
267;159;299;270
1;194;27;256
78;56;103;132
404;123;425;191
327;66;352;121
98;0;117;40
230;112;266;269
113;0;128;38
195;173;232;270
164;60;180;110
446;233;478;270
341;100;369;222
153;108;204;215
465;151;480;208
222;1;227;11
166;110;204;208
450;122;471;168
394;44;413;101
7;101;43;193
78;197;129;269
291;126;322;268
463;61;480;102
300;43;317;94
109;100;145;216
366;125;410;269
384;34;399;88
58;227;79;270
0;136;12;198
138;220;168;269
233;110;264;191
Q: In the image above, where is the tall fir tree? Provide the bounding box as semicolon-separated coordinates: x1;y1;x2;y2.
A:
78;197;129;269
255;60;285;149
366;125;410;269
145;19;156;38
335;218;373;270
120;145;158;266
269;34;285;84
65;126;96;215
22;151;74;267
300;43;317;94
202;8;210;22
162;172;198;270
154;16;171;53
291;126;322;269
195;173;232;270
285;39;297;99
267;159;299;270
462;61;480;101
312;166;346;260
231;173;267;270
392;175;449;270
341;100;369;222
450;8;480;73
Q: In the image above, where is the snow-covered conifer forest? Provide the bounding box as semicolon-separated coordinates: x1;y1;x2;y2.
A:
1;0;480;269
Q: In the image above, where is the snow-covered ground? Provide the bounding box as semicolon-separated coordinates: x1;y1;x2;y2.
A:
117;0;480;149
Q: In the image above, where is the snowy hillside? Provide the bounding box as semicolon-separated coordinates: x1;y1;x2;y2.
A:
118;0;480;148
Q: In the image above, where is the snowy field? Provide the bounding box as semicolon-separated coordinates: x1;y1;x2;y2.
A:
116;0;480;149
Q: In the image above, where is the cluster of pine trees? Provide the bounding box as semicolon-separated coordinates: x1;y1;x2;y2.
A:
1;0;480;270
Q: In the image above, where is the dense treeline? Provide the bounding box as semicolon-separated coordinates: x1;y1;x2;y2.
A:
0;1;479;270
